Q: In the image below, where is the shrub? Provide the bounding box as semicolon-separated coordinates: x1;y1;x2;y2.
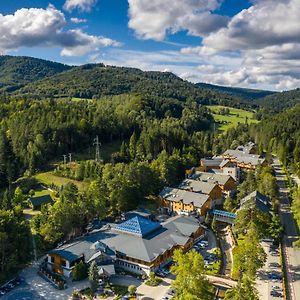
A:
145;272;162;286
128;285;137;295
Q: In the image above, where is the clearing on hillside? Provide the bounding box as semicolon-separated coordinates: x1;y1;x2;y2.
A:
34;171;89;191
206;105;259;132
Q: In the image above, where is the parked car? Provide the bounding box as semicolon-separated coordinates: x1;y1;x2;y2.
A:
272;285;282;291
269;272;282;280
156;270;166;278
269;262;281;268
270;290;283;297
160;268;169;276
167;288;175;295
198;241;208;247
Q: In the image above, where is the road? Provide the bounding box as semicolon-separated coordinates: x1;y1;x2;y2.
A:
273;158;300;300
256;241;283;300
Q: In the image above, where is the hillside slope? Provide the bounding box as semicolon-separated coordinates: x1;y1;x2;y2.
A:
257;88;300;112
196;82;275;100
0;55;72;92
15;63;247;106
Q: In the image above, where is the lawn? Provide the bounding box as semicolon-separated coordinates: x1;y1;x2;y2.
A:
206;105;259;132
34;171;89;191
33;187;53;197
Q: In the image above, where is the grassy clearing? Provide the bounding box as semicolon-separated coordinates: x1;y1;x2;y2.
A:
206;105;259;132
71;139;123;163
71;97;93;102
33;188;52;197
34;171;89;191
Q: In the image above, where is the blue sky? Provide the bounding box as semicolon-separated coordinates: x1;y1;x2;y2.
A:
0;0;299;90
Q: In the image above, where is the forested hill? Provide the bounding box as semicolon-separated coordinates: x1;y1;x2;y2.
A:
196;82;275;100
15;62;247;106
250;104;300;172
0;55;72;92
256;88;300;113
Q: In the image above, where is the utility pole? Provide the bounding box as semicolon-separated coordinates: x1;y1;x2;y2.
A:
63;154;67;165
68;153;72;163
94;136;101;162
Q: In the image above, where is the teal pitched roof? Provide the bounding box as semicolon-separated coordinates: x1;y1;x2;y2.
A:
114;216;161;237
30;194;53;207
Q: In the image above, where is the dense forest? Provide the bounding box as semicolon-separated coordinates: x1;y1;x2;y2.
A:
250;104;300;175
0;56;71;92
0;93;214;176
256;88;300;113
16;63;244;107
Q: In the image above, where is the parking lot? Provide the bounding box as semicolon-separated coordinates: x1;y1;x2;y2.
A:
0;276;44;300
256;241;284;299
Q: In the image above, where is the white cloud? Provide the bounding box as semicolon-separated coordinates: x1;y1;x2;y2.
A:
203;0;300;52
61;30;120;56
70;17;87;24
0;5;119;57
128;0;228;41
178;0;300;90
64;0;97;12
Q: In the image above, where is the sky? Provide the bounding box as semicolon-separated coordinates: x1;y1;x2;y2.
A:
0;0;299;91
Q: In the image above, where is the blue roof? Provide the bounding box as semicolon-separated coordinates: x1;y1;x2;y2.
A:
115;216;161;237
213;209;237;219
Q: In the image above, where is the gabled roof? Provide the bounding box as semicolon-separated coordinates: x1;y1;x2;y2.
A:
235;142;256;154
159;187;209;208
222;150;265;166
29;194;53;207
200;157;224;167
178;179;219;195
191;171;234;185
240;191;272;214
114;216;161;237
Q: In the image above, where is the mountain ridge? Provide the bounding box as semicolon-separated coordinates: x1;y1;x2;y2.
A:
196;82;276;101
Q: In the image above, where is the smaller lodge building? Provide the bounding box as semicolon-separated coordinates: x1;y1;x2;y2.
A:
159;187;211;216
189;171;237;194
178;179;223;206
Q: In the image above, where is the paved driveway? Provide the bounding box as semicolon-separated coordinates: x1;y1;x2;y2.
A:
137;277;172;300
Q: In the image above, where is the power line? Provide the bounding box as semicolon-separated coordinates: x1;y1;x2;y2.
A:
63;154;67;165
93;136;101;162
